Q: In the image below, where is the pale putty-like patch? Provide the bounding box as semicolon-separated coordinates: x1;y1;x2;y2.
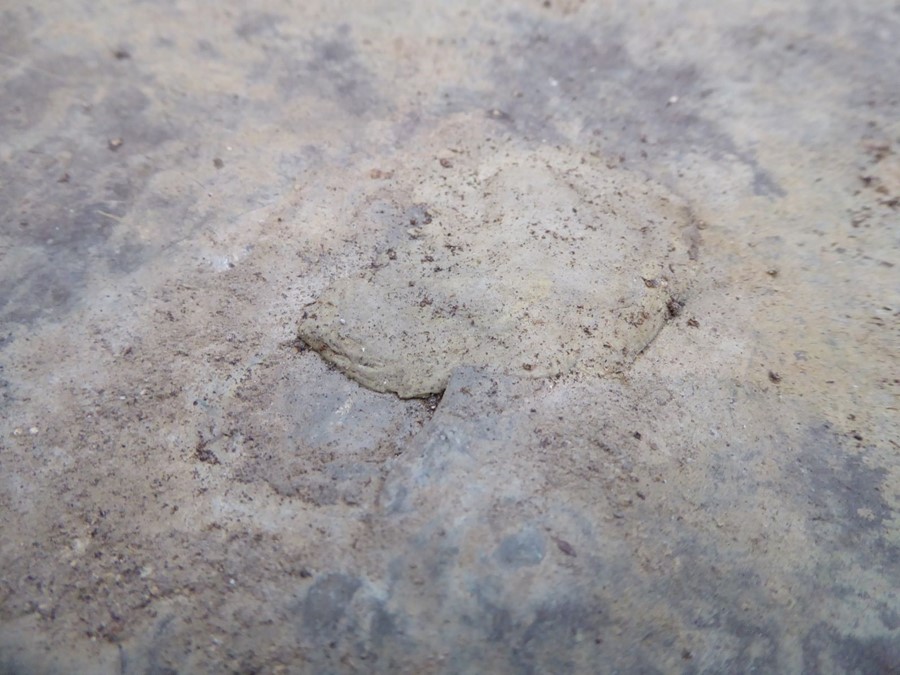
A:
299;145;697;397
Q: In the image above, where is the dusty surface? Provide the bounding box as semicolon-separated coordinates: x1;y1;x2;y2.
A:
0;0;898;673
298;141;697;397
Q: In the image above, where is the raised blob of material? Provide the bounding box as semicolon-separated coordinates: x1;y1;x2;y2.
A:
298;146;697;398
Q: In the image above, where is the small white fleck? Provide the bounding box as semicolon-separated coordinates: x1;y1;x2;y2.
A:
668;95;679;105
29;427;38;435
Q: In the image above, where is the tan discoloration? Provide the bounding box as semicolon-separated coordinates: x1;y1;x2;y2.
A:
299;145;697;397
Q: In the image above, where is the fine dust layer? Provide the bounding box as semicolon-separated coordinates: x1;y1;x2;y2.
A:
299;146;698;397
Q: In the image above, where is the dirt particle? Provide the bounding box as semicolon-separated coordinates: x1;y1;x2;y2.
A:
439;158;453;168
422;392;443;412
666;297;684;318
487;108;512;122
768;370;782;384
196;447;220;464
195;436;220;464
551;536;576;557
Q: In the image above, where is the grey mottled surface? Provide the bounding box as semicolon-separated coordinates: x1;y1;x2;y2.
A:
0;1;898;673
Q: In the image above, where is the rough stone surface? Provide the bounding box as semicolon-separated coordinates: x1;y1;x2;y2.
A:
0;0;898;673
298;143;697;396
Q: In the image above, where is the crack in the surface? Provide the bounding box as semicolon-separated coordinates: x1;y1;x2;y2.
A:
298;290;690;400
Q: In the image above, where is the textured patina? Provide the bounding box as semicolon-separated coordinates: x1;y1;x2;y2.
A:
298;146;697;397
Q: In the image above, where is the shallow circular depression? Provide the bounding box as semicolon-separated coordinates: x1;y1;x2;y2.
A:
298;143;699;398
